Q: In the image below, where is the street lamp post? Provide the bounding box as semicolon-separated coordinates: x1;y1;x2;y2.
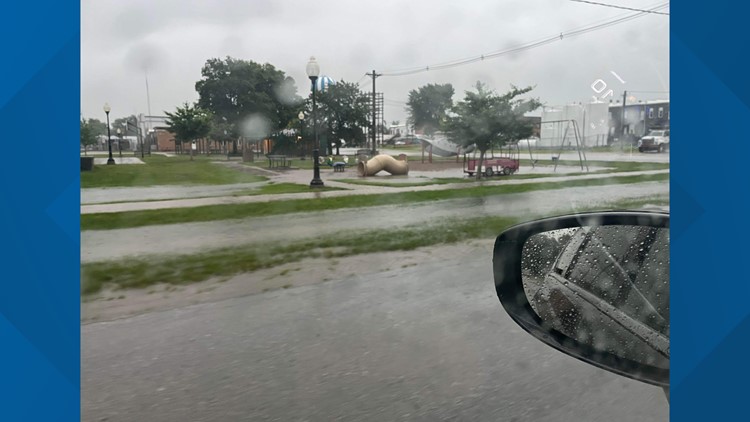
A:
307;57;324;188
103;103;115;165
140;126;145;158
116;128;123;158
298;111;306;159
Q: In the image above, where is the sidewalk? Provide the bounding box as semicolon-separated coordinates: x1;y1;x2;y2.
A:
80;166;669;215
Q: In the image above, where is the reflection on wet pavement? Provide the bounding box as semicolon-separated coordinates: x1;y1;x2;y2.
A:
81;182;668;263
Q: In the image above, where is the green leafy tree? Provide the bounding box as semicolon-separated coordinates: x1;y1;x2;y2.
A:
165;103;213;158
195;57;301;153
406;83;454;136
85;118;108;137
313;80;370;155
445;83;541;179
80;119;98;155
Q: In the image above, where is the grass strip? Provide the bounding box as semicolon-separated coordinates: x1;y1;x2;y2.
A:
81;195;669;295
230;183;345;196
81;216;520;295
81;173;669;231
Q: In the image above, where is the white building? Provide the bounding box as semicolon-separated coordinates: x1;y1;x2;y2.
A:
539;102;610;148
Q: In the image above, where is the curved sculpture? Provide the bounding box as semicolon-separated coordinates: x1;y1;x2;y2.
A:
358;154;409;177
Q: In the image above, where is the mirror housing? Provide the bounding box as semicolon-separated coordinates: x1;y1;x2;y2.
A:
493;211;669;387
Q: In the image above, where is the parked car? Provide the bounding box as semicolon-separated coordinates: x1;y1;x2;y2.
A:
638;129;670;153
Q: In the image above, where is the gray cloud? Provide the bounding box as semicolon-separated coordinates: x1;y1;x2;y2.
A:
81;0;669;124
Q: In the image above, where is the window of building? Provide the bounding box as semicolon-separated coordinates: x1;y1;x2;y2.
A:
648;108;654;118
658;107;664;118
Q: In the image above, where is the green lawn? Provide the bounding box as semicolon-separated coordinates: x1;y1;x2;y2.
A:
81;155;267;188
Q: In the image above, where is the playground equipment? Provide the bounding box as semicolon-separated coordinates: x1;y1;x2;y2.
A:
358;154;409;177
543;119;589;172
464;143;520;177
418;134;466;157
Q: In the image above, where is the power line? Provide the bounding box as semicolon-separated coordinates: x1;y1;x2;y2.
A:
380;2;668;77
628;90;670;94
356;74;370;87
570;0;669;16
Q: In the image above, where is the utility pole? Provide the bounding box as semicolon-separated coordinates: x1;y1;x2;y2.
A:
145;70;153;134
369;70;381;155
621;90;628;137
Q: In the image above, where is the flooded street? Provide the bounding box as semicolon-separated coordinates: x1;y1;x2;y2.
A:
81;181;268;204
82;247;668;422
81;181;668;263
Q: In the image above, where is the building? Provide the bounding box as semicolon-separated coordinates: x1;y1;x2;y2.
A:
540;103;610;148
149;127;177;151
607;100;670;144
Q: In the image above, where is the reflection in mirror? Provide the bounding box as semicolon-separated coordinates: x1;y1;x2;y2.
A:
522;225;669;369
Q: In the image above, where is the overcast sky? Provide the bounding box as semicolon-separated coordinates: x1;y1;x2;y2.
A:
81;0;669;124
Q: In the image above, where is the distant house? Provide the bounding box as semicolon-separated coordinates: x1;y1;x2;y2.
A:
150;127;178;152
608;100;670;144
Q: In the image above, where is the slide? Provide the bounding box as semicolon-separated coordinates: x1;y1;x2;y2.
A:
416;134;475;157
358;154;409;176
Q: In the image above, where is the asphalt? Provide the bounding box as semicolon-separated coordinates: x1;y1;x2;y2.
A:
82;247;669;422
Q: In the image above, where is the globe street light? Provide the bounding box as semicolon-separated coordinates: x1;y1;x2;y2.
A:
103;103;115;165
306;56;324;188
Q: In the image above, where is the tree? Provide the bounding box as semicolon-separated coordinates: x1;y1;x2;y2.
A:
208;116;237;153
406;83;454;136
165;103;213;159
445;83;541;179
85;118;108;137
313;80;370;155
195;57;301;153
80;119;98;155
112;115;139;136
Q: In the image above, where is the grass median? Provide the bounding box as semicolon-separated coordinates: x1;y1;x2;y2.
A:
81;172;669;231
81;194;668;296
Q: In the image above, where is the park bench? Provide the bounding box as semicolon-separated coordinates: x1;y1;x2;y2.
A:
266;154;292;169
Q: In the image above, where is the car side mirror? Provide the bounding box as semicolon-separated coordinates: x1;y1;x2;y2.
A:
493;211;669;387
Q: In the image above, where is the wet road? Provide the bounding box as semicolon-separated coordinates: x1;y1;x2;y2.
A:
82;249;668;421
82;181;668;263
82;182;268;204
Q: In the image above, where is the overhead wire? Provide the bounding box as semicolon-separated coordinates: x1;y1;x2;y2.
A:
569;0;669;16
380;2;669;77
